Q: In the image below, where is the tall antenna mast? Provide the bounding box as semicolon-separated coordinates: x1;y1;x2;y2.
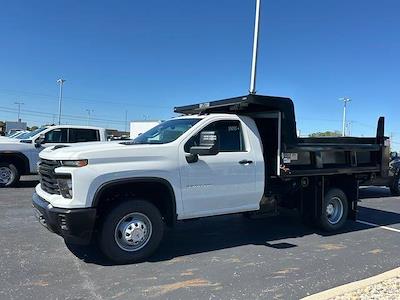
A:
249;0;261;95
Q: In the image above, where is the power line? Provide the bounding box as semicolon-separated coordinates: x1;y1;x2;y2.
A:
0;106;126;125
0;88;171;109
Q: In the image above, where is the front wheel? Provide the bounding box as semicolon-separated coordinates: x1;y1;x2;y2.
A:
98;200;164;264
317;188;348;232
0;163;20;187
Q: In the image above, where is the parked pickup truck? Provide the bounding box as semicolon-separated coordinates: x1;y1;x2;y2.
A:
32;94;390;263
360;151;400;195
0;125;107;187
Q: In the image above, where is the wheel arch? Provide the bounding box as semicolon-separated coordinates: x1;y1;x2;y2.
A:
0;151;30;175
93;177;177;226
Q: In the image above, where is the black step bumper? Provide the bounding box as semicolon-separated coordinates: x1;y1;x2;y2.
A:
32;192;96;245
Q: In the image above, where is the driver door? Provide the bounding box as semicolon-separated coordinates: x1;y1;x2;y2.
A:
179;119;257;218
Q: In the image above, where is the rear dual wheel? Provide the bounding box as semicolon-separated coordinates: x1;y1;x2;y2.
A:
317;188;348;231
98;200;164;264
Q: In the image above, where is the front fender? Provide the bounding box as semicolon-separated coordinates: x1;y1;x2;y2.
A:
84;168;182;214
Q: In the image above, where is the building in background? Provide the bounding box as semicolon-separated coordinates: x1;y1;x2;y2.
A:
4;121;27;135
130;120;161;139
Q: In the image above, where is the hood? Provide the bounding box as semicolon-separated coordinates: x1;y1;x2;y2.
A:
0;139;33;150
390;158;400;169
0;137;20;143
39;141;176;162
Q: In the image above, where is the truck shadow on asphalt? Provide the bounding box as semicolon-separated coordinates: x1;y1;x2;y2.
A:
359;186;393;199
66;204;400;266
19;176;39;188
18;180;38;188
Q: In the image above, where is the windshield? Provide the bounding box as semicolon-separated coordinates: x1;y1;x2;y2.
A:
8;132;21;138
10;132;25;138
132;118;200;144
18;127;47;140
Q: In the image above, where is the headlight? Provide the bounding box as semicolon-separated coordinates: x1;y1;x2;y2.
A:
60;160;88;167
57;177;73;199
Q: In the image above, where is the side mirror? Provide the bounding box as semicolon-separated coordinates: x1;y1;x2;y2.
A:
390;152;398;160
190;131;219;156
35;134;45;147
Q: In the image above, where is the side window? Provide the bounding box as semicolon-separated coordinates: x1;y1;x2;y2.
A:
184;120;245;153
44;129;68;143
69;129;99;143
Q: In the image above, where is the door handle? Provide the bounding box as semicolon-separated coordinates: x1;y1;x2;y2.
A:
238;159;253;165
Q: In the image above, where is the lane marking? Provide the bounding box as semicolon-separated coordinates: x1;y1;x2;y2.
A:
356;220;400;233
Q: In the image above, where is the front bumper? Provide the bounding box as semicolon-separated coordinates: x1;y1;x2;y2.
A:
32;192;96;245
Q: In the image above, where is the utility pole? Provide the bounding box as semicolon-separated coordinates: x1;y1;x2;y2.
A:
57;79;66;125
249;0;261;95
339;97;351;136
125;110;128;132
14;101;24;122
347;121;354;136
86;109;93;125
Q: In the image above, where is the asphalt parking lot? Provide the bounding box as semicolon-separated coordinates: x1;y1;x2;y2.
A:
1;176;399;300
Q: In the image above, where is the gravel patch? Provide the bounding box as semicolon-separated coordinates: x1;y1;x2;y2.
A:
331;276;400;300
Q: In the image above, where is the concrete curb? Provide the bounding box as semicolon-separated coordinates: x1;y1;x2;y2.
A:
301;267;400;300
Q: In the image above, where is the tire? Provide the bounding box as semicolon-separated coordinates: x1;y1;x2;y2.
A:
98;200;164;264
317;188;348;232
0;163;20;187
389;173;400;196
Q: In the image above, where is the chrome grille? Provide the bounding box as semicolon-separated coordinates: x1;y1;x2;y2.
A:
38;159;60;195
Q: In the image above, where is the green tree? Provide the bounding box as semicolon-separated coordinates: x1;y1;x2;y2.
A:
309;130;342;137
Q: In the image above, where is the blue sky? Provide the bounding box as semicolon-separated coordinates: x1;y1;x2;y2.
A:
0;0;399;148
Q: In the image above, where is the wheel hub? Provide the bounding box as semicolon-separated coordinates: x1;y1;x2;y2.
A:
114;212;152;252
0;167;12;184
122;221;147;244
326;203;334;216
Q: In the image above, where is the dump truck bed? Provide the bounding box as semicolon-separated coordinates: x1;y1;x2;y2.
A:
175;94;389;179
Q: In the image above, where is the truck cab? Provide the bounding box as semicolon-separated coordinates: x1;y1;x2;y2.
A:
0;125;107;187
32;94;389;263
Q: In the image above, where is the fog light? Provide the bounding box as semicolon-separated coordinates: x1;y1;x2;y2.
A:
57;178;73;199
59;215;68;230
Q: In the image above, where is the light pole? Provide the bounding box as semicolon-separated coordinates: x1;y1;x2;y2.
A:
86;109;94;125
339;97;351;136
249;0;261;95
57;79;66;125
14;101;24;122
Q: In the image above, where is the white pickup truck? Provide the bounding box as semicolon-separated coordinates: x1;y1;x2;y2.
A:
0;125;107;187
32;94;389;263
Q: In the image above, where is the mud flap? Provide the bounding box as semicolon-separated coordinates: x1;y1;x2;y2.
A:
347;179;359;221
300;176;324;222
